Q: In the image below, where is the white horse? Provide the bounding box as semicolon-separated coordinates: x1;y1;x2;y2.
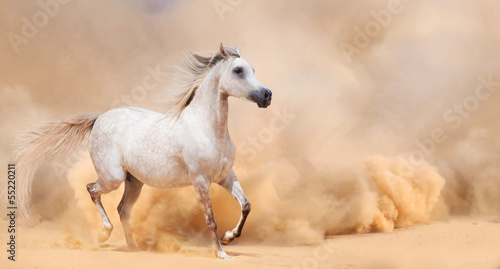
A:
15;44;272;259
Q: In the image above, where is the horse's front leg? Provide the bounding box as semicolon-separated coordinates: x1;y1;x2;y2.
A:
193;175;232;259
217;169;251;245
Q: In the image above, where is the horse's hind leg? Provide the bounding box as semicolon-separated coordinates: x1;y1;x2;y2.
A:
117;173;143;251
87;177;123;243
217;170;251;245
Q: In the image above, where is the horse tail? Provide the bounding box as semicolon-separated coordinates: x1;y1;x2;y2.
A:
15;113;100;222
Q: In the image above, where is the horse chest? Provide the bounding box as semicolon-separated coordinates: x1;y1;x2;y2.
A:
184;137;235;178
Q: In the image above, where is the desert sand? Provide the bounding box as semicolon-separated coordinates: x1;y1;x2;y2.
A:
2;1;500;269
2;218;499;269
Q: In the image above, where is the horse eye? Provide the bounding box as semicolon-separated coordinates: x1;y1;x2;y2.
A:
233;67;243;74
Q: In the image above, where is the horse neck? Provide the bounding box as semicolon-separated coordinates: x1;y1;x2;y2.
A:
181;67;229;140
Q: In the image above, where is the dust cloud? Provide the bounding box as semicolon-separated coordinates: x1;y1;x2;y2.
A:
1;0;500;252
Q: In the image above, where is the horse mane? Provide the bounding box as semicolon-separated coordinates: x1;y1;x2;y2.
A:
166;46;240;116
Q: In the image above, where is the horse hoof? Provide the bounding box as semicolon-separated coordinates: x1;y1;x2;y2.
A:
97;227;112;243
217;251;233;259
220;231;234;245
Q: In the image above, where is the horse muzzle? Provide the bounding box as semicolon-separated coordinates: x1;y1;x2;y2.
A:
250;88;272;108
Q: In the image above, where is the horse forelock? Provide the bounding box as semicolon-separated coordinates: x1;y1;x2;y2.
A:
166;47;240;116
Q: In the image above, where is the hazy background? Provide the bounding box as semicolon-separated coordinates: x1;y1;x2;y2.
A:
1;0;499;252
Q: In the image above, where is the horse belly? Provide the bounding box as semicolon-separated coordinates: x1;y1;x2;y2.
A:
125;156;192;189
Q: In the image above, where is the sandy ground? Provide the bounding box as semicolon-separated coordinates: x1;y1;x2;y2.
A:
2;1;500;269
2;217;499;269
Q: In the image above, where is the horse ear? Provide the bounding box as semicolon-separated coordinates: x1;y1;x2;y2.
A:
219;43;229;59
235;46;241;55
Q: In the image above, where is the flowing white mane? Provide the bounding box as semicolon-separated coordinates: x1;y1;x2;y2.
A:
166;46;240;115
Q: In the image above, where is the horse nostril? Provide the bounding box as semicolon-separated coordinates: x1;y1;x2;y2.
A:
264;90;272;100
